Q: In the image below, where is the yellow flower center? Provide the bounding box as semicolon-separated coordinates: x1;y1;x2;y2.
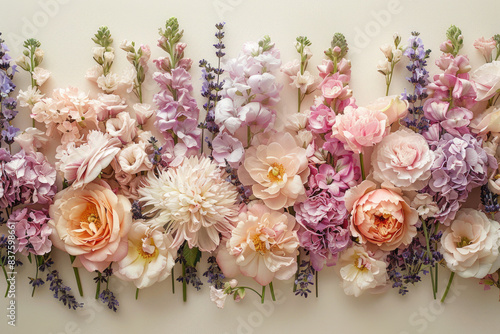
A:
372;213;401;238
267;163;285;182
252;234;267;254
137;238;158;260
80;204;102;234
494;174;500;180
457;237;472;248
354;256;369;272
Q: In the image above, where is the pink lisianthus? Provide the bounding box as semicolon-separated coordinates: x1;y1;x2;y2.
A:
331;106;388;154
11;208;52;256
106;112;138;144
345;180;418;251
212;132;244;168
216;202;300;286
58;130;121;189
238;132;309;210
49;181;132;272
471;61;500;101
474;37;497;63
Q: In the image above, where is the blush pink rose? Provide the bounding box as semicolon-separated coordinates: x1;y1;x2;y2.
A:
49;181;132;272
345;180;418;251
372;128;435;191
331;106;388;154
471;61;500;101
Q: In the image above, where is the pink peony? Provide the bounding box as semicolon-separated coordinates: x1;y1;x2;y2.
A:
49;181;132;272
217;202;299;286
238;132;309;210
345;180;418;251
371;128;435;191
331;106;388;154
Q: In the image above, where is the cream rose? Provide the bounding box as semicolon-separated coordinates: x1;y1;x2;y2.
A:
440;208;500;278
49;181;132;272
372;128;435;191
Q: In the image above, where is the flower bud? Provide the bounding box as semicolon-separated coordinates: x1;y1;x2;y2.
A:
120;39;135;53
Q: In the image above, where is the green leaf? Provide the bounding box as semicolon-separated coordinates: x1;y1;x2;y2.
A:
182;244;201;267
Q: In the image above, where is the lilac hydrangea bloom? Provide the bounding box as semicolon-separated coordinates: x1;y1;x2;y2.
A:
10;208;52;256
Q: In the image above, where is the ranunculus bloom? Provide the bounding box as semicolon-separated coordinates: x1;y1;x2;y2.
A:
471;61;500;101
471;106;500;136
365;95;408;125
114;220;176;289
440;208;500;278
331;106;388;154
337;244;388;297
216;202;300;286
49;181;132;272
58;131;121;189
345;180;418;251
238;132;309;210
372;128;435;191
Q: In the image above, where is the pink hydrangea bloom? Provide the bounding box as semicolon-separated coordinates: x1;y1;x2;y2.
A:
11;208;52;256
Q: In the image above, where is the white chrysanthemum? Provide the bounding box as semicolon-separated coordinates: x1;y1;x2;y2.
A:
138;155;239;252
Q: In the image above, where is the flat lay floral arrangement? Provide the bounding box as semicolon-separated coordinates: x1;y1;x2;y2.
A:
0;18;500;312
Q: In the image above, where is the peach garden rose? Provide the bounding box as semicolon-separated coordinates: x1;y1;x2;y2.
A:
49;181;132;272
345;180;418;251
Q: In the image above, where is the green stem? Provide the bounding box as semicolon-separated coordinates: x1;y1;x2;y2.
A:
238;286;262;298
182;262;187;302
269;282;276;301
421;220;437;299
171;267;175;294
135;288;139;300
70;255;84;297
1;255;10;298
200;128;205;154
32;256;40;297
315;270;319;298
297;89;301;113
247;126;251;148
261;285;266;304
434;263;439;296
95;272;102;299
293;253;300;292
441;272;455;303
359;153;366;180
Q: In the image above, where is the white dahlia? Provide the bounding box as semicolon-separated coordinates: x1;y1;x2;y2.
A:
138;155;239;252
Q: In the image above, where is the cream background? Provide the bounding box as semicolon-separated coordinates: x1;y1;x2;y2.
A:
1;0;499;333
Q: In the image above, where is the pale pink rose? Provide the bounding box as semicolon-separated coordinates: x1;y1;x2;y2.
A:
331;106;388;154
133;103;154;126
216;202;299;286
474;37;497;63
345;180;418;251
33;67;51;87
471;61;500;101
372;128;435;191
106;112;138;144
471;106;500;136
337;244;388;297
238;132;309;210
280;59;301;78
440;209;500;278
114;221;176;289
365;96;408;125
212;132;244;168
60;130;121;189
14;127;48;153
49;181;132;272
118;142;153;174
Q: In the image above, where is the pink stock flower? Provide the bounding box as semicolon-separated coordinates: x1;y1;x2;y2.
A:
435;54;471;76
423;98;473;135
212;132;245;168
49;181;132;272
331;106;388;154
345;180;418;251
217;202;299;286
238;132;309;210
308;104;335;134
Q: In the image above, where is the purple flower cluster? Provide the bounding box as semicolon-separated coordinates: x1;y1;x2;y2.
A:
401;31;431;133
10;208;52;256
0;34;19;146
0;149;57;208
153;18;201;166
424;133;497;225
294;147;359;271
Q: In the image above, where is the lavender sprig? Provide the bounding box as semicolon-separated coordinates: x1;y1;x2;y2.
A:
203;256;225;289
46;270;83;310
294;260;315;298
96;266;119;312
401;32;431;134
481;184;500;214
0;34;19;147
